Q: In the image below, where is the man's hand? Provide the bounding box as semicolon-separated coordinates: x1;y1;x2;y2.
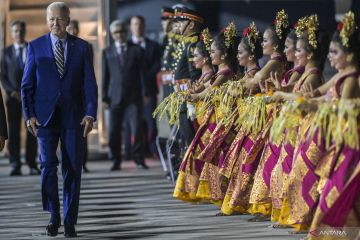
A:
26;117;40;137
80;116;94;138
11;91;21;102
0;136;5;152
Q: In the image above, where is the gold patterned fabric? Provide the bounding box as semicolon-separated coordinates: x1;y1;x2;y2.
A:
229;132;261;213
286;117;325;230
196;162;224;204
173;106;215;203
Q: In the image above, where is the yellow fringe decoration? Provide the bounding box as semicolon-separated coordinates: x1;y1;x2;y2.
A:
270;101;302;145
306;98;360;150
235;95;270;135
152;90;190;126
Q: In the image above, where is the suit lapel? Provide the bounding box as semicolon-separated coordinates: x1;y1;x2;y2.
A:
123;45;130;68
10;45;20;69
45;33;60;78
111;44;121;65
23;43;28;67
63;35;75;77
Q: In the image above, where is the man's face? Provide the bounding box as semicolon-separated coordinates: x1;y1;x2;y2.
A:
178;20;189;35
130;17;144;37
67;23;79;36
111;25;127;43
47;8;70;38
11;24;25;44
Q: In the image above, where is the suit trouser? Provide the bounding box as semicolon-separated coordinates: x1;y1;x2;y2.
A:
109;101;144;164
179;103;195;146
37;110;84;225
162;84;173;100
143;95;158;155
6;98;37;169
83;137;88;168
124;96;157;157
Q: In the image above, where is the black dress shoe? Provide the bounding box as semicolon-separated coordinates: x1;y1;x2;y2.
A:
29;167;41;175
10;168;22;176
64;225;77;238
137;163;149;170
46;222;60;237
83;165;90;173
111;163;121;171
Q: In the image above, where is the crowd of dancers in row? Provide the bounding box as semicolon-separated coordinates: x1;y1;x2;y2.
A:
157;6;360;240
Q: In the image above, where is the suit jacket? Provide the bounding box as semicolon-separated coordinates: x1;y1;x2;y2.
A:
0;88;7;139
21;33;98;128
102;41;146;107
137;38;161;97
1;43;27;97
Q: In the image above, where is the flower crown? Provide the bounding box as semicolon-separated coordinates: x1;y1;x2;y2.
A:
223;22;238;49
295;14;319;49
200;28;213;54
242;22;261;52
274;9;289;39
337;11;357;48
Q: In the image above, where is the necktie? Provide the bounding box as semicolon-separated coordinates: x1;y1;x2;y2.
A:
118;45;125;66
55;40;64;77
17;47;24;68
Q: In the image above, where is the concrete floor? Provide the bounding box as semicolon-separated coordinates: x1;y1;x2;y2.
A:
0;158;305;240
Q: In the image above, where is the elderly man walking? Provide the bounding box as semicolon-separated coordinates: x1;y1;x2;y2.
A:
21;2;97;237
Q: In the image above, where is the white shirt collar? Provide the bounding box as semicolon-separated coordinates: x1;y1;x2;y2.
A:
115;41;127;48
13;42;26;49
132;36;146;48
132;36;144;43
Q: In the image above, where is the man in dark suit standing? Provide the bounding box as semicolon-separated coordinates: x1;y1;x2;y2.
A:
21;2;97;237
103;20;148;171
66;19;92;173
129;15;161;160
1;20;39;176
0;88;7;152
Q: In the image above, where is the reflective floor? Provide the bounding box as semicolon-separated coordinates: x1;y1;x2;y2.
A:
0;158;304;239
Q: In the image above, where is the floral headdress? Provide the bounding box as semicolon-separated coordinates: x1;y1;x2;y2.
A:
295;15;319;49
273;9;289;39
200;28;213;54
337;11;357;48
223;21;238;49
242;22;261;52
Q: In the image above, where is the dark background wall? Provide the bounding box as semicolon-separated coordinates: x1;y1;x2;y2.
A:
105;0;338;45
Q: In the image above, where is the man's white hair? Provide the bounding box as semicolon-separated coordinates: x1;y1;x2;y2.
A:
46;2;70;17
110;20;127;33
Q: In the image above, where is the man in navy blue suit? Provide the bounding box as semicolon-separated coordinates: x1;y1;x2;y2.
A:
21;2;97;237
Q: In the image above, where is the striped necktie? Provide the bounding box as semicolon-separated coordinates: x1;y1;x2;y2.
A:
55;40;64;77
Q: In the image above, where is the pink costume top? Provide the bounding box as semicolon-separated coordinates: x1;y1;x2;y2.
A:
281;65;305;87
326;71;359;101
209;68;234;85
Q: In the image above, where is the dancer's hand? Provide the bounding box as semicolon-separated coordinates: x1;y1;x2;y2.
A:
270;71;281;89
271;91;283;102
